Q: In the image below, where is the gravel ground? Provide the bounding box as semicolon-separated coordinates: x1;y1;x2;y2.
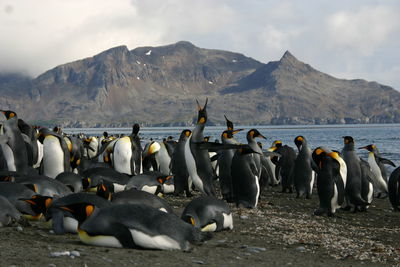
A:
1;185;399;267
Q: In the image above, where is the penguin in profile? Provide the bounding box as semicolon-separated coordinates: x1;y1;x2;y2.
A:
184;99;216;196
96;183;173;213
113;124;142;175
171;129;192;197
81;167;130;192
312;147;345;216
38;128;70;178
144;140;172;175
60;203;211;250
14;175;72;197
181;196;233;232
0;112;29;174
388;166;400;211
270;141;296;193
359;144;396;198
83;136;99;160
231;146;261;208
125;171;169;195
293;136;315;199
341;136;369;211
218;129;241;202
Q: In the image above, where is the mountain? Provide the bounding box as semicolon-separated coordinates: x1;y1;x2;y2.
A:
1;41;399;127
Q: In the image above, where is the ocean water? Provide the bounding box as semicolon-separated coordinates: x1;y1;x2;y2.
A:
64;124;400;168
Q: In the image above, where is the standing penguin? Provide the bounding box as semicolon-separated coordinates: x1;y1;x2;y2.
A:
0;112;29;174
341;136;369;211
144;140;172;175
218;129;244;202
171;129;192;197
359;144;396;198
312;147;345;216
231;146;261;208
184;99;216;196
388;166;400;211
113;124;142;176
271;141;296;193
292;136;315;199
38;128;70;178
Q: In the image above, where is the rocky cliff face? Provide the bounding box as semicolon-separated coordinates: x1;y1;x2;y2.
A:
1;41;399;127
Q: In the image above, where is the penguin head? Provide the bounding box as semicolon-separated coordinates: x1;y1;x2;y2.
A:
96;181;113;201
1;110;17;119
147;141;161;155
196;98;208;124
358;144;376;152
224;115;234;131
82;177;92;191
181;213;199;227
342;136;354;145
294;136;305;150
157;175;173;185
204;136;210;142
21;195;53;217
271;140;283;150
59;203;96;225
132;124;140;136
312;147;328;169
179;129;192;140
247;129;266;140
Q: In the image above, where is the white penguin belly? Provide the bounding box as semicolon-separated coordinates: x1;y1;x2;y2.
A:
33;141;44;168
184;135;204;193
141;185;158;194
113;137;133;175
1;144;16;171
309;171;316;195
222;213;233;230
368;155;388;193
337;157;347;189
63;217;79;233
331;184;340;213
162;184;175;194
43;136;65;178
129;229;181;250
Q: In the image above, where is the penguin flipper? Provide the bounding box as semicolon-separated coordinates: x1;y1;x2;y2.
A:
378;157;396;167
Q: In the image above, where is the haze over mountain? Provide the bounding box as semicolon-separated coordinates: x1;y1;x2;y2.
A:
1;41;399;127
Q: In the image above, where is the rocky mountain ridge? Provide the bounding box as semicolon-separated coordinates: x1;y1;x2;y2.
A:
1;41;399;127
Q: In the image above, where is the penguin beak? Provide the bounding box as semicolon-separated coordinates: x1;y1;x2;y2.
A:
232;129;243;134
358;146;367;150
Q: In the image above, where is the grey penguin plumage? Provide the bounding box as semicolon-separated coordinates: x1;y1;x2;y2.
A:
293;136;316;199
171;129;192;197
312;147;345;216
359;144;396;198
125;171;169;195
0;181;37;217
388;166;400;211
271;141;296;193
184;99;216;196
0;112;29;174
61;203;211;250
231;146;261;208
0;195;22;226
55;172;83;193
14;175;72;197
341;136;369;211
181;196;233;232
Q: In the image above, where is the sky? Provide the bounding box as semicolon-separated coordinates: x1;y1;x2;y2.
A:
1;0;400;90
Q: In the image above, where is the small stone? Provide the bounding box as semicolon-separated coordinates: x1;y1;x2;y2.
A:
16;226;23;232
295;246;306;252
192;260;205;264
240;215;249;220
70;251;80;257
48;264;56;267
246;246;266;253
50;251;70;257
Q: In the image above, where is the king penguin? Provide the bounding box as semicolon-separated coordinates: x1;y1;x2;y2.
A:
60;203;211;250
312;147;345;216
388;166;400;211
359;144;396;198
184;99;216;196
171;129;192;197
292;136;316;199
38;128;70;178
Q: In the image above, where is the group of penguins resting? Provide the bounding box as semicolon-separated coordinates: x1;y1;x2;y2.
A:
1;99;400;251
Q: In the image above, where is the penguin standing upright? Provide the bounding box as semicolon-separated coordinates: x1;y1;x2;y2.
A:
271;141;296;193
184;99;216;196
388;166;400;211
359;144;396;198
218;129;245;202
38;128;70;178
312;147;345;216
231;146;261;208
292;136;315;199
171;129;192;197
113;124;142;176
0;112;29;174
145;140;172;174
341;136;369;211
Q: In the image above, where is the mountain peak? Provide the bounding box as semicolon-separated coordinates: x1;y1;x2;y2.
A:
279;50;299;64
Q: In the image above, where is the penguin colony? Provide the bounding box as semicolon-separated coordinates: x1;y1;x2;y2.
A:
0;102;399;251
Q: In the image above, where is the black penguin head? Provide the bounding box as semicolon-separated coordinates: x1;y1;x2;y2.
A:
247;129;266;140
342;136;354;145
132;124;140;135
224;115;234;131
103;131;108;138
359;144;376;152
21;195;53;217
181;214;199;227
312;147;328;169
59;203;96;224
157;175;173;184
204;136;210;142
96;182;113;201
221;130;233;140
294;136;305;150
179;129;192;140
272;140;283;149
196;98;208;124
1;110;17;119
